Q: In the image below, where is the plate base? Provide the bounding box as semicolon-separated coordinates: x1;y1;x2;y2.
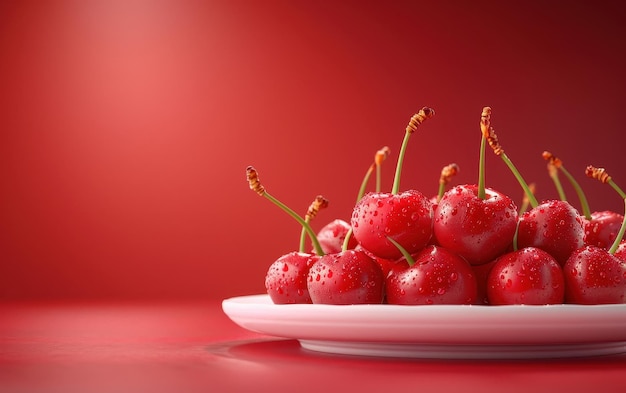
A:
299;340;626;360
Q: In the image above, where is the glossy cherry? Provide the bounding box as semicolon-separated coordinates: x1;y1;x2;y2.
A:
564;245;626;304
352;189;434;260
316;219;358;254
385;245;477;305
543;152;624;250
516;199;585;266
307;249;385;304
583;211;624;249
265;252;320;304
564;170;626;304
434;184;518;265
487;247;564;305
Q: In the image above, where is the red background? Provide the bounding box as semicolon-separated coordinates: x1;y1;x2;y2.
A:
1;0;625;301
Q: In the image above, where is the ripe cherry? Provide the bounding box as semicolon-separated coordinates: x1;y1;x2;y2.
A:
564;167;626;304
434;185;518;265
385;244;477;305
487;247;564;305
543;152;624;249
564;245;626;304
265;252;319;304
316;219;358;254
433;108;518;265
516;199;585;266
307;249;385;304
351;107;435;260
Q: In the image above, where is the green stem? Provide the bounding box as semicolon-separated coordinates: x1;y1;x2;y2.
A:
387;236;416;266
478;133;487;200
500;152;539;208
609;180;626;199
392;130;412;195
437;181;445;203
608;199;626;255
357;165;375;203
549;168;567;202
560;166;591;219
264;192;325;256
299;218;311;253
342;227;353;252
376;163;382;193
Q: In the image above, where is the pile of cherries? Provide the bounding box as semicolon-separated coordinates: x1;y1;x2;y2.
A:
247;107;626;306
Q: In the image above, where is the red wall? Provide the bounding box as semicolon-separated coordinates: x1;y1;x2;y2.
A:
1;0;625;300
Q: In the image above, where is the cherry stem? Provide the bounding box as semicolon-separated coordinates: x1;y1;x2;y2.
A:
263;193;325;256
437;163;460;202
357;164;375;204
499;152;539;208
247;166;325;256
392;108;434;195
387;236;416;267
478;130;487;200
519;183;536;215
543;152;592;219
376;162;382;193
560;165;592;219
299;217;312;253
608;180;626;199
512;221;520;251
392;129;412;195
547;163;567;202
481;108;538;208
608;198;626;255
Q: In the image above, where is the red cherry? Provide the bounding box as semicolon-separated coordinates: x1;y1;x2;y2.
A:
265;252;320;304
563;245;626;304
385;245;477;305
351;189;434;260
583;210;624;249
316;219;358;254
516;200;585;266
433;184;518;266
307;249;385;304
487;247;564;305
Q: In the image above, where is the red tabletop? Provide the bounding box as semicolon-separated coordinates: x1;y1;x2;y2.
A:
1;300;625;393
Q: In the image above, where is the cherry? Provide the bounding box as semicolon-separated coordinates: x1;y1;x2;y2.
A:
246;166;326;304
584;210;624;249
265;252;319;304
543;152;624;249
316;219;358;254
486;247;565;305
564;245;626;304
433;107;518;265
307;249;385;304
351;107;435;260
385;244;477;305
563;167;626;304
516;199;585;266
352;189;434;260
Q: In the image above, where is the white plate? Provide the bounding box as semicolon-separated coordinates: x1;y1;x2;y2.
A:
222;294;626;360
